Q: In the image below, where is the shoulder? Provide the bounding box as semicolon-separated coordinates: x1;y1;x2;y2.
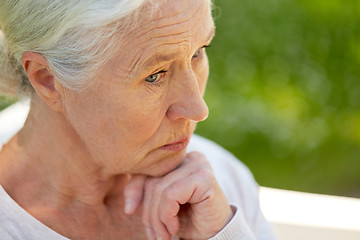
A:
0;185;69;240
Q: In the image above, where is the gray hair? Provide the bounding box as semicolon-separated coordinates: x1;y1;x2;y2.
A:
0;0;150;95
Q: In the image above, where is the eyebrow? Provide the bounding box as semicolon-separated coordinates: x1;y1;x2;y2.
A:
129;48;178;77
130;26;216;76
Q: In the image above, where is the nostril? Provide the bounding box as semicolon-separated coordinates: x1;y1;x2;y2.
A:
196;99;209;122
166;97;209;122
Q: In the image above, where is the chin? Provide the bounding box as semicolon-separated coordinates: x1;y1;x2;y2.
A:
141;150;187;177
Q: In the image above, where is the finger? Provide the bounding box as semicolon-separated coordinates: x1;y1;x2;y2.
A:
152;153;210;236
164;169;232;239
159;188;180;235
185;151;209;166
123;174;146;215
158;168;216;238
148;179;172;240
159;168;213;215
160;152;208;183
142;178;157;240
143;152;212;239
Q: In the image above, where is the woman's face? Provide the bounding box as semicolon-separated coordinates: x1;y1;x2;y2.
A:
62;0;215;176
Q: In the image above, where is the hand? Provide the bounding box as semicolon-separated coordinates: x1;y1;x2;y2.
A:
124;151;233;240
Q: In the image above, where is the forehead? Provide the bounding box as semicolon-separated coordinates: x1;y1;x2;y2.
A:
107;0;214;77
137;0;213;32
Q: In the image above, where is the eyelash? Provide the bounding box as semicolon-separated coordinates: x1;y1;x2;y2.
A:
144;45;211;87
193;45;210;59
145;70;168;87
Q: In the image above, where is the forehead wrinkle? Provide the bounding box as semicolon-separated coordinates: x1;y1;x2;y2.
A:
128;29;190;74
128;2;210;75
129;29;189;68
126;0;205;53
151;0;205;22
131;22;213;75
130;40;190;77
138;1;204;42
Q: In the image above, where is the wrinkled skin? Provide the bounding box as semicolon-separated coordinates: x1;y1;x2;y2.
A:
0;0;234;239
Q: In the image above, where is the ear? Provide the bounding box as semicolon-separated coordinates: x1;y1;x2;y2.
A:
21;52;64;112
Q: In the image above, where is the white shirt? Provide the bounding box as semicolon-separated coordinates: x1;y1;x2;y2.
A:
0;101;276;239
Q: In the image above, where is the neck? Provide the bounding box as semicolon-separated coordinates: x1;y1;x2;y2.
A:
0;97;129;211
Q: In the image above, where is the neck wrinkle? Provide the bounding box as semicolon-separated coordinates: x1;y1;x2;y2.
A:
0;98;130;212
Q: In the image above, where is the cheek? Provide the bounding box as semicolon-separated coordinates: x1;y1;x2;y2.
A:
62;91;166;172
63;92;111;143
65;88;164;148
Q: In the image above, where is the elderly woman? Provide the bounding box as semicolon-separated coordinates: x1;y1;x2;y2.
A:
0;0;276;239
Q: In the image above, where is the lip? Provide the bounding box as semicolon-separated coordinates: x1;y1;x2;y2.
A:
161;137;190;152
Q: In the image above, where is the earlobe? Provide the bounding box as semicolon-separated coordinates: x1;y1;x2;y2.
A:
21;52;64;112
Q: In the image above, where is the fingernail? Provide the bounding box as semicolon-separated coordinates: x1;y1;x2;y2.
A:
124;199;134;214
145;228;155;240
157;237;162;240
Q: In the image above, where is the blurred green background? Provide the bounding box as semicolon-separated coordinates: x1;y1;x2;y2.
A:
196;0;360;197
1;0;360;197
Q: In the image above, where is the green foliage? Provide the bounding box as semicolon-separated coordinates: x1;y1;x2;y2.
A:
196;0;360;197
0;95;16;111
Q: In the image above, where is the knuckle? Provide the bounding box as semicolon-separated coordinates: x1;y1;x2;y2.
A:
198;167;215;182
163;187;174;201
187;151;205;160
186;151;210;167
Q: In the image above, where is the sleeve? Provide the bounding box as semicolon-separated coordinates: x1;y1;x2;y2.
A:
208;205;256;240
212;157;278;240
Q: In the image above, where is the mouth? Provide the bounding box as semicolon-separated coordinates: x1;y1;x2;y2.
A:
161;137;190;152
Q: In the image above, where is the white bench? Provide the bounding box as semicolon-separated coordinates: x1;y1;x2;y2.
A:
1;101;360;240
260;187;360;239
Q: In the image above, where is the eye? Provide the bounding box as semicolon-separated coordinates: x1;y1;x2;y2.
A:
192;48;202;59
145;73;159;83
192;45;210;59
145;70;167;83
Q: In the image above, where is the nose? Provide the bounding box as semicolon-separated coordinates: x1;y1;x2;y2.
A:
166;71;209;122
